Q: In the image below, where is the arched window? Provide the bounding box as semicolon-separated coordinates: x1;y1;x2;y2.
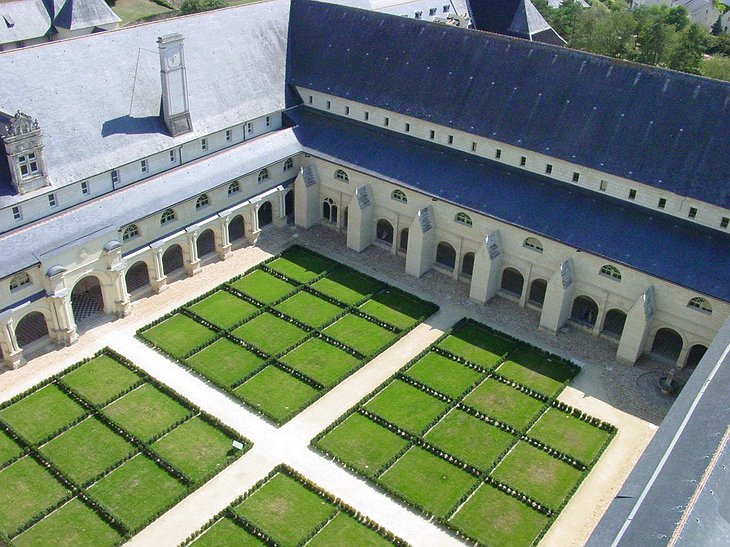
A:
391;189;407;203
195;194;209;210
454;212;472;226
160;208;176;225
228;181;240;195
688;297;712;314
9;272;31;291
283;158;294;171
258;168;269;182
600;264;622;281
334;169;349;182
523;237;543;253
122;224;139;242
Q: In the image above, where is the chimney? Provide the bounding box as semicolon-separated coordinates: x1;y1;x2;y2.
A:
157;33;193;137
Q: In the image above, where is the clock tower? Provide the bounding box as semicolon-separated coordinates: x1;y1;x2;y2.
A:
157;33;193;137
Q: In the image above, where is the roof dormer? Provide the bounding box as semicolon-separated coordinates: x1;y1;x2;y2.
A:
1;111;50;194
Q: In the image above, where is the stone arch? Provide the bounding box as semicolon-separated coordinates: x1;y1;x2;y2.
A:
602;308;627;339
528;278;547;307
322;198;337;223
15;311;50;348
436;241;456;270
685;344;708;369
258;201;273;227
461;252;475;276
196;229;216;259
162;244;184;275
399;228;409;252
125;261;150;294
571;295;599;327
228;215;245;243
650;327;684;364
376;219;394;244
71;275;105;324
500;267;524;297
284;190;294;219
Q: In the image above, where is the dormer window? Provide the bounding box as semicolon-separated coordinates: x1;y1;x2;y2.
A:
18;153;39;178
1;111;49;194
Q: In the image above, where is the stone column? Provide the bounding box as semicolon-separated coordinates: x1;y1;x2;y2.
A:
184;232;201;276
273;189;287;228
150;246;168;293
452;237;463;281
108;264;132;317
539;258;575;334
616;286;655;365
391;215;400;256
244;206;258;244
346;186;375;252
48;290;78;345
519;263;532;308
216;217;232;260
592;291;610;337
405;207;436;278
0;317;25;369
294;165;321;229
469;231;503;304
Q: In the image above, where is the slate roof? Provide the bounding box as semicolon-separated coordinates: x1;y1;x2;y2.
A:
507;0;565;45
53;0;120;31
0;0;52;45
288;107;730;302
287;0;730;208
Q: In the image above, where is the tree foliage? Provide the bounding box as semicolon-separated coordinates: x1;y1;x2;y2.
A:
179;0;226;15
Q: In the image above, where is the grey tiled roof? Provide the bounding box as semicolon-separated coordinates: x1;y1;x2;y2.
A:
53;0;120;30
0;0;52;44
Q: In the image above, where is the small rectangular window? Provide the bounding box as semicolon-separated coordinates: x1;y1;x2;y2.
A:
308;95;313;104
169;150;176;162
688;207;697;219
495;149;502;159
266;116;271;127
471;142;477;152
443;5;450;12
572;172;580;182
520;156;526;167
111;169;119;184
658;198;666;209
545;164;553;174
201;138;208;151
81;181;89;195
628;189;636;200
405;123;411;133
141;159;148;173
345;106;350;115
415;11;422;19
429;130;435;140
225;129;232;142
326;100;331;110
246;122;253;134
429;7;436;15
721;217;729;228
364;111;369;121
12;206;21;221
599;180;608;191
448;135;454;145
48;193;57;207
384;117;390;127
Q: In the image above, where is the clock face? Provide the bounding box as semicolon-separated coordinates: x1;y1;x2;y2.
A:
166;48;181;69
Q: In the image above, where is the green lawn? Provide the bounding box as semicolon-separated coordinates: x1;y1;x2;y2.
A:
267;247;337;283
0;384;87;444
14;498;123;547
438;322;516;368
405;352;484;398
463;378;546;431
0;429;23;466
233;366;318;423
275;292;343;328
380;447;478;518
188;291;259;329
61;354;142;406
496;347;575;397
0;457;70;536
186;339;265;388
528;408;611;465
364;380;448;435
324;314;395;357
141;314;217;359
152;417;237;483
233;473;334;545
449;482;549;546
40;417;136;485
491;442;583;509
359;289;434;329
309;513;392;547
425;409;516;471
103;384;192;442
312;268;384;305
112;0;172;26
232;313;308;356
230;270;296;304
315;413;410;478
89;454;186;532
191;517;264;546
281;338;360;386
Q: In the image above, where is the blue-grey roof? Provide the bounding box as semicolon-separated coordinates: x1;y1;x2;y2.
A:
0;0;52;45
287;0;730;208
53;0;120;31
289;107;730;302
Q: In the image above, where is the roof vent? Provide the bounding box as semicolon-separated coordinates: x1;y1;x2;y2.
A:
3;15;15;28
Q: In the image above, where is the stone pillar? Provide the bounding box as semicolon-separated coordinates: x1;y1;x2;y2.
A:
273;190;287;228
391;215;400;256
405;207;436;278
48;290;78;345
592;291;610;337
519;263;532;308
539;258;575;335
452;238;463;281
150;246;168;293
346;185;375;252
108;264;132;317
294;165;320;229
0;317;25;369
184;232;201;276
616;286;655;365
216;217;232;260
469;231;503;304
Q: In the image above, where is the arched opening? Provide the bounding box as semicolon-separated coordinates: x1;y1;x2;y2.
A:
125;261;150;295
650;328;684;364
602;309;627;339
436;242;456;270
284;190;294;220
523;237;543;253
15;311;49;348
461;252;475;277
322;198;337;223
376;219;394;244
500;267;524;297
571;295;599;327
71;275;105;324
528;279;547;307
399;228;409;253
258;201;273;228
196;229;216;259
228;215;245;243
162;244;184;276
685;344;708;369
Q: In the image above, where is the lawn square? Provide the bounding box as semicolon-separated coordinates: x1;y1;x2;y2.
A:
364;380;448;435
152;417;238;483
312;268;384;305
40;417;136;485
0;457;69;536
233;473;334;545
103;384;192;442
315;413;410;478
188;291;259;329
230;270;296;304
0;384;87;444
405;352;484;398
14;498;123;547
425;409;516;471
449;483;549;546
0;429;23;467
88;454;186;532
496;347;575;397
309;513;392;547
281;338;360;386
528;408;611;465
463;378;546;431
359;289;433;329
232;313;308;356
491;442;584;509
275;292;343;328
191;517;264;546
233;366;318;423
380;447;478;517
141;314;217;359
186;339;265;388
267;247;337;283
438;322;516;369
324;314;396;357
61;354;142;406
